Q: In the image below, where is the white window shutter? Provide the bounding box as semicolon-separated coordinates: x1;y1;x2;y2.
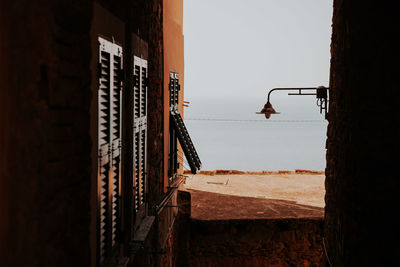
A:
133;56;148;212
98;37;123;263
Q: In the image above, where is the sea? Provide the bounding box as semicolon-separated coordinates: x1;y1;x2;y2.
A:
182;96;328;171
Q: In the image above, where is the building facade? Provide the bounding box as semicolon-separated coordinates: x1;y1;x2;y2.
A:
0;0;199;266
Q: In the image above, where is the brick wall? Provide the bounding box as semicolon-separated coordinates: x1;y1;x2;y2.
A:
325;1;400;265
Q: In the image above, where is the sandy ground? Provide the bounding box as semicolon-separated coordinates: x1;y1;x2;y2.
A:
182;173;325;220
184;173;325;207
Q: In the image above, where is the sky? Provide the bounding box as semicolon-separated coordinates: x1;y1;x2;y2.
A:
183;0;333;120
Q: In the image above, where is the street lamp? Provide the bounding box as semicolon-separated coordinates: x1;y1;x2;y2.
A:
256;86;329;119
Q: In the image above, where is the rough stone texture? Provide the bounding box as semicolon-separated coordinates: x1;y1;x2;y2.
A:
172;190;192;267
0;1;93;266
125;1;171;266
186;219;324;267
325;1;400;266
146;0;165;207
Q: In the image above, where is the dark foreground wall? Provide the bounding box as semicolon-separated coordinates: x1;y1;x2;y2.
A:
325;0;400;266
0;0;167;266
181;218;324;267
0;1;93;266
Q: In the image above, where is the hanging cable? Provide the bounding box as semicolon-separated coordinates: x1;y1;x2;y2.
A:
177;150;191;170
185;118;325;123
177;155;191;170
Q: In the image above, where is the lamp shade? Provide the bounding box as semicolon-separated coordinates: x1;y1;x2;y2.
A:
257;102;280;119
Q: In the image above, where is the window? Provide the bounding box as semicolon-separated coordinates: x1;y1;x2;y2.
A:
97;37;123;264
133;56;148;214
168;72;201;182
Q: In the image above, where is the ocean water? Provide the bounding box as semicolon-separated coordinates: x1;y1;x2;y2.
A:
183;96;328;171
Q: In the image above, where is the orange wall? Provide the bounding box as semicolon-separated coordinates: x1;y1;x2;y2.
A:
163;0;185;190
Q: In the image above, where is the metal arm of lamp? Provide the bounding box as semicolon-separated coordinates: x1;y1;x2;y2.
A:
256;86;329;119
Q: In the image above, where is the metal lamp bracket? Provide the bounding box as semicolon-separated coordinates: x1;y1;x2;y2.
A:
258;86;329;119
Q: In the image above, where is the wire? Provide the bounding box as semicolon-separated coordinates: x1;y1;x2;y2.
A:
177;151;191;170
178;156;191;170
323;237;333;267
177;154;190;169
184;118;325;123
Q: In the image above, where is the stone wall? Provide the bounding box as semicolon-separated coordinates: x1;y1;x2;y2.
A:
146;0;165;207
171;189;325;267
325;1;400;265
184;219;324;267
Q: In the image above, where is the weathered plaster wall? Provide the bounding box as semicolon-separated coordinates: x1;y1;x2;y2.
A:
163;0;185;188
325;1;400;265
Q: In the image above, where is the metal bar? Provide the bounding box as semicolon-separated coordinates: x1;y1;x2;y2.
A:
267;87;317;103
288;93;316;96
154;176;185;215
154;187;175;215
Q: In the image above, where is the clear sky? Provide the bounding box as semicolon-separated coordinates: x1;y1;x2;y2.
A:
182;0;333;170
183;0;333;109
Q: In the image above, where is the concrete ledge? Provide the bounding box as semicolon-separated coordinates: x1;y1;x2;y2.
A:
184;173;325;209
184;169;325;175
133;216;155;243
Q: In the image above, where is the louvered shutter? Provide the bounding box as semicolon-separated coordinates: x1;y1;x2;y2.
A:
133;56;148;212
98;37;123;264
169;73;202;175
168;73;178;179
